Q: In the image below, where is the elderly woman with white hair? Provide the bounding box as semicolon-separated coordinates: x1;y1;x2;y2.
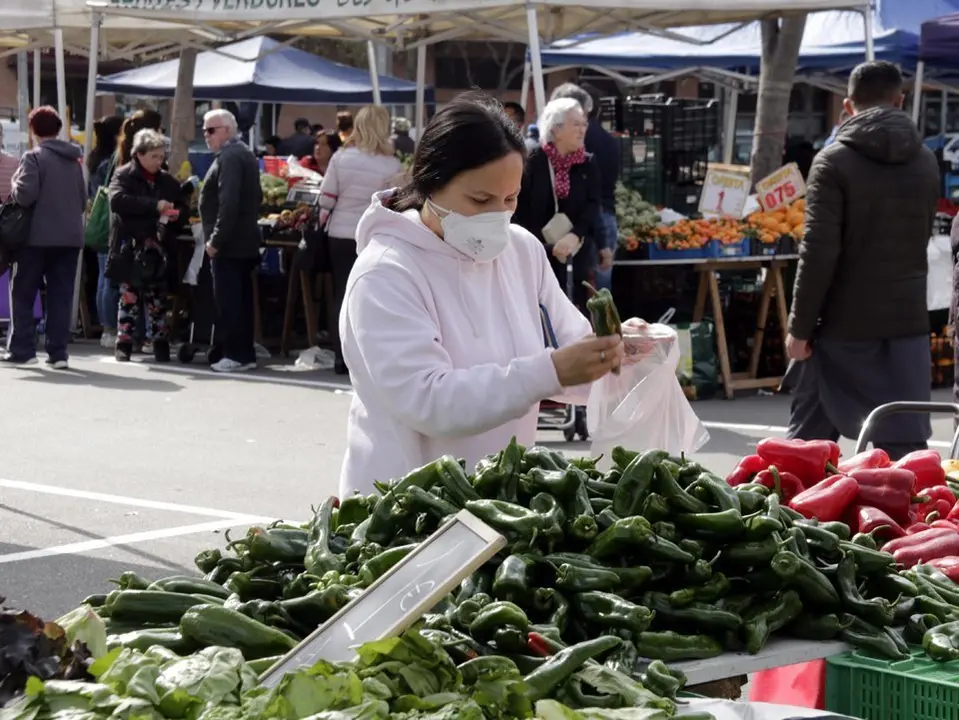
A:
107;128;190;363
513;96;600;310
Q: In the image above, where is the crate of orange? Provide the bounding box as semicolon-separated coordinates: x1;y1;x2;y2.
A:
647;217;744;260
744;198;805;255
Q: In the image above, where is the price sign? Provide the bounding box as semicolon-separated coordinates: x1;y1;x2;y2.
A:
698;169;749;218
755;162;806;212
258;510;506;687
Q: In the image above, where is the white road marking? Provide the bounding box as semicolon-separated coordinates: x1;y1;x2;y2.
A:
0;517;270;565
97;356;354;392
701;421;953;451
0;478;262;520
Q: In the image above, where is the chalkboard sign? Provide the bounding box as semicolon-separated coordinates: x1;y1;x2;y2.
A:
259;509;506;687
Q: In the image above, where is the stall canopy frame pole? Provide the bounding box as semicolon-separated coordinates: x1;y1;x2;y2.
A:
722;88;739;164
912;61;925;125
863;7;874;61
525;4;546;119
520;57;531;112
16;52;28;154
83;13;101;170
32;49;40;111
941;90;949;135
367;40;382;105
414;43;426;139
53;29;68;140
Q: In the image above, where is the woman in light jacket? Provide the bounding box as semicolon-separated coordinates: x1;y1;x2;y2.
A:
337;94;653;498
318;104;402;374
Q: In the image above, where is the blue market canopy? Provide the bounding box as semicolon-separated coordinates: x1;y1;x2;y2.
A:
96;36;432;105
921;11;959;64
541;0;959;74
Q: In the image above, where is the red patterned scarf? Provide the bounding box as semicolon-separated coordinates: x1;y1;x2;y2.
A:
542;142;586;199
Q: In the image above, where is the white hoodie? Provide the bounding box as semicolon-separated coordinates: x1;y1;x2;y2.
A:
339;191;592;496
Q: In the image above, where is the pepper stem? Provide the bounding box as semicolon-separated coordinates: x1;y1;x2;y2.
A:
581;281;599;298
768;466;783;497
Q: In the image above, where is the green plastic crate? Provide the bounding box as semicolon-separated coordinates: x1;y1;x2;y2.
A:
826;650;959;720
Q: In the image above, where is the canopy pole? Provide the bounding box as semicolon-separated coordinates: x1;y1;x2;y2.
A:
525;4;546;119
912;61;925;125
53;29;68;139
415;43;426;140
941;90;949;135
722;88;739;164
520;58;531;112
367;41;382;105
83;13;101;168
32;49;40;110
862;7;874;61
16;52;28;154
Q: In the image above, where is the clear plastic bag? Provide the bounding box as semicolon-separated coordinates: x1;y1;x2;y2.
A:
587;323;709;469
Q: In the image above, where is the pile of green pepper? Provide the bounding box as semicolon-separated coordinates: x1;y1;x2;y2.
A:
81;437;959;716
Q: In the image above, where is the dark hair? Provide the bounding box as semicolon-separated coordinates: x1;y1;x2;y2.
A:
311;123;325;134
316;130;342;155
29;106;63;139
264;135;282;149
294;117;311;132
87;114;124;173
848;61;903;108
117;109;162;165
336;111;354;133
503;101;525;124
388;92;527;213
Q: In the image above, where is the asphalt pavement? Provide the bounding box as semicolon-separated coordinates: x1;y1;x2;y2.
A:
1;342;956;621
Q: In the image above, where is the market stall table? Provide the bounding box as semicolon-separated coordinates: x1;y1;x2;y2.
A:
615;254;798;399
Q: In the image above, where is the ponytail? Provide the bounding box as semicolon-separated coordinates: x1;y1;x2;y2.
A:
386;184;423;212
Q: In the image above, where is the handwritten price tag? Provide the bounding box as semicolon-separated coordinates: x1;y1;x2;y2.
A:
698;169;749;218
755;163;806;212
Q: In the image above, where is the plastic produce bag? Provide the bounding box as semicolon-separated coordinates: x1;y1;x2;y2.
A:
587;323;709;468
927;234;952;311
750;661;826;710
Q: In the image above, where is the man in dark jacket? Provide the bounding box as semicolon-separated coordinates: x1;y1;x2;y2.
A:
786;61;940;458
277;118;314;159
200;109;263;373
4;106;86;369
550;83;619;289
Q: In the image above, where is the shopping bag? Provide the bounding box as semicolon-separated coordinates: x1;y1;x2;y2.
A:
84;186;111;251
750;661;826;710
659;309;719;400
586;322;709;469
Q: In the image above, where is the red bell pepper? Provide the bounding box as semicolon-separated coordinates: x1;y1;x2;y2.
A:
788;474;859;522
824;441;841;468
928;556;959;583
915;487;955;524
892;531;959;568
907;522;931;535
754;467;805;503
837;449;890;474
932;520;959;530
883;527;956;554
853;505;906;541
948;503;959;522
757;438;835;488
726;454;767;486
847;468;917;525
894;449;945;491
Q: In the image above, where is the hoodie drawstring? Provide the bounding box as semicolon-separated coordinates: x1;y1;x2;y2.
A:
457;256;481;339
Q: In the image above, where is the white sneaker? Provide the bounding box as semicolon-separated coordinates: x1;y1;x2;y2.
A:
254;342;271;359
45;358;68;370
1;352;38;366
210;358;257;373
100;332;115;349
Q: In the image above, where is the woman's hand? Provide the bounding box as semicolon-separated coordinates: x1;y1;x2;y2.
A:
552;335;624;386
156;199;173;213
621;317;671;365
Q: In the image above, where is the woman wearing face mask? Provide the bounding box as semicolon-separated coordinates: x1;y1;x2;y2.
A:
338;94;638;497
513;97;600;311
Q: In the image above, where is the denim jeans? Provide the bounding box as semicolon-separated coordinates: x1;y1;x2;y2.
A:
594;210;618;291
96;252;119;332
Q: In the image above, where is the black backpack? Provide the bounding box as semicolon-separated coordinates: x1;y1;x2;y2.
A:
0;199;33;257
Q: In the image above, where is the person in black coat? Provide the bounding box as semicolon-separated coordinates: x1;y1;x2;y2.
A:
107;128;189;363
513;97;601;311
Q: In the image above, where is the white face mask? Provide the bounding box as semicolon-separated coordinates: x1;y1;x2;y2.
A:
428;199;511;262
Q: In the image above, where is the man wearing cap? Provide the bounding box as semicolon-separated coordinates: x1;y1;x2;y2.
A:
277;117;314;159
